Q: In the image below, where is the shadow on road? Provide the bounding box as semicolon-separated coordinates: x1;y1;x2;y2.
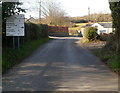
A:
2;37;118;91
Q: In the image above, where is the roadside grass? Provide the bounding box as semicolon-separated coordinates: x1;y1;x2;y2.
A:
80;38;89;43
80;37;120;74
2;38;51;73
108;57;120;73
80;38;102;44
94;50;120;74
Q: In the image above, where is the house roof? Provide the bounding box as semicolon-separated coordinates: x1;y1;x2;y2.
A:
99;23;112;28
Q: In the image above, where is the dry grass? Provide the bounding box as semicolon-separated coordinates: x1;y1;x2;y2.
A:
80;38;89;43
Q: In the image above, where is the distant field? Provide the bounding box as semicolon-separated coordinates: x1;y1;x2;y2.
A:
68;26;81;31
68;23;87;36
75;23;87;26
69;23;87;31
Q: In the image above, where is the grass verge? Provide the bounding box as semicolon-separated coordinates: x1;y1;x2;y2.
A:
80;38;120;74
94;50;120;74
2;38;51;74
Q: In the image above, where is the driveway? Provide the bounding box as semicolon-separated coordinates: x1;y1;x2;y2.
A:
2;37;118;91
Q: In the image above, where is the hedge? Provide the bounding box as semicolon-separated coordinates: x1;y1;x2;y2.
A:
2;23;49;73
2;23;49;48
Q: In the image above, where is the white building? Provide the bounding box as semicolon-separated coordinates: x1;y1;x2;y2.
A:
91;23;113;35
81;23;113;37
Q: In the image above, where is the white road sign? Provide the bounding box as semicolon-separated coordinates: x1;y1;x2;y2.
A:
6;14;25;36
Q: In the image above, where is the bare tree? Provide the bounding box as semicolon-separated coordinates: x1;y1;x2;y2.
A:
42;0;68;26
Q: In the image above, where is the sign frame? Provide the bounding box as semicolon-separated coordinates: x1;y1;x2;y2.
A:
6;14;25;36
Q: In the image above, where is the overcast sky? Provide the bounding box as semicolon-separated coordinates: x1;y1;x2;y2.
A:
59;0;111;16
21;0;111;18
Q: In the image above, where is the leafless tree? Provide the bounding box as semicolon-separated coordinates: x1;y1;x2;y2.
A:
41;0;68;26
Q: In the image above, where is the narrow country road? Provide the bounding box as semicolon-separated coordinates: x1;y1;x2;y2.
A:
2;37;118;91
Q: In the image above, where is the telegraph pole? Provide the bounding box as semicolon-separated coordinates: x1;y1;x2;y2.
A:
39;0;42;24
88;7;90;21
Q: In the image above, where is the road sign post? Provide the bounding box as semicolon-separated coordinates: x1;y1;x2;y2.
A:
6;14;25;50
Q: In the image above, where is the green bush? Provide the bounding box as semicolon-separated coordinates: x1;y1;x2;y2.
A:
84;27;98;41
94;49;120;73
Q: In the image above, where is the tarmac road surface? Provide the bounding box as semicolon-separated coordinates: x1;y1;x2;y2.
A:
2;37;118;91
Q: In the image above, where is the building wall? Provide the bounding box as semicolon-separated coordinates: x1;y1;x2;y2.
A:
81;28;85;37
81;23;113;37
48;26;69;36
92;23;113;35
98;28;113;35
